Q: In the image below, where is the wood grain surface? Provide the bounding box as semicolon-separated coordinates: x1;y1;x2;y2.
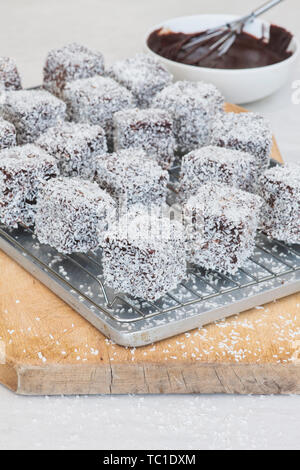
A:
0;103;299;396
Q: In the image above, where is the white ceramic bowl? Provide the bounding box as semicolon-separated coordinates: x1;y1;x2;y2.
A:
145;14;299;104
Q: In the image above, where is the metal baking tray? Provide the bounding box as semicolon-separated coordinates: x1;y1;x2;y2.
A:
1;175;300;347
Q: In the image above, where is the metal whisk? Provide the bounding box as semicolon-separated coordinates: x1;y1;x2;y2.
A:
181;0;285;59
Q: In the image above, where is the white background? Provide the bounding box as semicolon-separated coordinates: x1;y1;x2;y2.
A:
0;0;300;450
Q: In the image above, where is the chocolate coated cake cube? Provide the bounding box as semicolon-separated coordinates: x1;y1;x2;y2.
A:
0;57;22;91
35;177;116;254
43;43;105;96
152;80;224;154
102;214;186;301
113;107;176;169
184;183;262;274
95;148;169;211
109;53;172;108
179;145;258;201
260;164;300;244
1;89;66;144
36;121;107;179
0;144;58;227
0;118;16;150
210;112;272;171
61;76;134;148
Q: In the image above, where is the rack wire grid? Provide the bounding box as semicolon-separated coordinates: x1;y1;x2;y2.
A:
0;160;299;347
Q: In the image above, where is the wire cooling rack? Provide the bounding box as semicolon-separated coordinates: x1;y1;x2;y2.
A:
0;218;299;346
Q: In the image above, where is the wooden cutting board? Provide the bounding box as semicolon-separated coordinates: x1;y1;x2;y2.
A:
0;103;299;396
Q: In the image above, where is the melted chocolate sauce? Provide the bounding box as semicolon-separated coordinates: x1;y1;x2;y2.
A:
147;25;293;69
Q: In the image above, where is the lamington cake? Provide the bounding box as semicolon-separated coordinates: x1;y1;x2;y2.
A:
61;76;134;147
1;89;66;144
0;144;59;227
0;118;16;150
184;183;263;274
179;145;258;201
152;80;224;154
259;164;300;244
102;213;186;301
108;53;173;108
210;112;272;171
95;148;169;211
35;177;116;254
36;121;107;179
113;107;176;169
0;57;22;91
43;42;105;97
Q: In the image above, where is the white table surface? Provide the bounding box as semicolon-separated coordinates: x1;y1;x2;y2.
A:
0;0;300;451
